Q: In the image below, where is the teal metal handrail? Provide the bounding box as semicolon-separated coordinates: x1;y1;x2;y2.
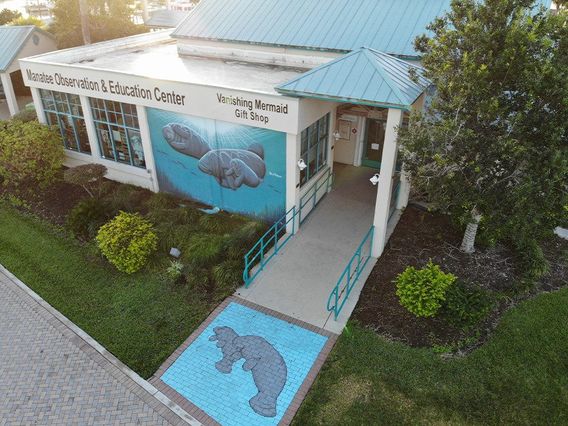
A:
243;206;298;288
327;226;375;320
299;168;333;224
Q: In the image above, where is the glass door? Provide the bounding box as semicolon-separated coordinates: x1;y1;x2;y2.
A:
362;118;386;169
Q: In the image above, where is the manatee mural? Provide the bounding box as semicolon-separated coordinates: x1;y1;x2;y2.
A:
147;108;286;222
210;326;287;418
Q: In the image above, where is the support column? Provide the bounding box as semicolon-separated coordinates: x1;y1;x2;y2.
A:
286;132;299;233
30;87;46;124
79;95;102;161
1;73;19;117
371;108;403;258
135;105;159;193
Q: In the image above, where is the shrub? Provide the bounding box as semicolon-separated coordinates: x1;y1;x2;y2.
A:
441;281;493;329
64;164;107;197
11;108;37;123
96;212;158;274
67;198;115;240
106;184;149;213
0;120;64;188
144;192;179;212
395;261;457;318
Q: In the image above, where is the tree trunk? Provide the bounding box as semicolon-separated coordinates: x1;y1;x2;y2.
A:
79;0;91;45
460;208;482;253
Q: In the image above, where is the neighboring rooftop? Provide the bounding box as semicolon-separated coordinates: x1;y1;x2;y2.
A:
0;25;54;72
145;9;189;29
22;32;308;95
277;47;429;109
173;0;553;59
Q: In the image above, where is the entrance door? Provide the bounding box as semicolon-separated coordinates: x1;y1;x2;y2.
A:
362;118;386;168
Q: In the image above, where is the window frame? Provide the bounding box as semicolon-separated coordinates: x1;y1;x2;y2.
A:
89;97;145;169
299;113;330;187
39;89;91;154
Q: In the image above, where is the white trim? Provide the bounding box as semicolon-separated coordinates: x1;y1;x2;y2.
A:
136;105;160;192
30;87;46;124
372;108;403;257
79;95;103;161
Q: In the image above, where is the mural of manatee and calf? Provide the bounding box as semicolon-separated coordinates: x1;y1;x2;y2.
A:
209;326;288;418
162;123;266;190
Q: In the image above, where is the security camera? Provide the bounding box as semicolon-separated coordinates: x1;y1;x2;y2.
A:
370;173;380;186
297;159;307;171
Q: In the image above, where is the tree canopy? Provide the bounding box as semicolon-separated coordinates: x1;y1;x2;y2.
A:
50;0;146;48
398;0;567;274
0;9;22;25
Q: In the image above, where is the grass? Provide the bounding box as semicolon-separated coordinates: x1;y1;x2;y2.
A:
294;289;568;425
0;205;215;379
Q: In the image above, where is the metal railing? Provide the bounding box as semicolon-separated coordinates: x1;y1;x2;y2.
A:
327;226;375;320
242;206;298;288
299;168;333;224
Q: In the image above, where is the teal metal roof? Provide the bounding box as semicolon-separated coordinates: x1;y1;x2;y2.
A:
146;10;188;29
0;26;52;73
172;0;553;58
276;47;430;110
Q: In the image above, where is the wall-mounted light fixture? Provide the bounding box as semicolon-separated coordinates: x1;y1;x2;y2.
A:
297;159;307;171
333;130;341;140
370;173;380;186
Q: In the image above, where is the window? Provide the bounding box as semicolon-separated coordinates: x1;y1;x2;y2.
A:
300;113;329;187
39;89;91;154
89;98;145;168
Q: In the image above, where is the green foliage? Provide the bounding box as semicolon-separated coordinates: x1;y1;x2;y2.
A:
64;164;107;198
183;233;227;268
144;191;179;212
50;0;147;48
165;260;184;282
9;16;45;27
66;197;115;240
106;183;148;213
442;281;493;329
395;261;457;317
212;259;243;300
0;9;21;25
399;0;568;254
96;211;158;274
0;120;64;189
514;237;550;282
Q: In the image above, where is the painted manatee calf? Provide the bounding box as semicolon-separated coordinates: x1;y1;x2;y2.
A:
162;123;211;159
198;144;266;190
209;326;287;418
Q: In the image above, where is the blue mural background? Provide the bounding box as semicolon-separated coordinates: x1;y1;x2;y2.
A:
147;108;287;222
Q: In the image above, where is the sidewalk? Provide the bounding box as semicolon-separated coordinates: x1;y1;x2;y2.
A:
0;265;199;426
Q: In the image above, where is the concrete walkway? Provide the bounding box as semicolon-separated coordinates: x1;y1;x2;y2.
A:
237;164;399;334
0;265;199;426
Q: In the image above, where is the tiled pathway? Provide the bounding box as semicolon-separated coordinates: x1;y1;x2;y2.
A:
151;297;337;426
0;265;198;425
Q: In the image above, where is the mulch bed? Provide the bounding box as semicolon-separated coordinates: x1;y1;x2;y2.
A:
353;205;568;349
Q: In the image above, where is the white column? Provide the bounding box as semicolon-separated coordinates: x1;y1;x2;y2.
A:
371;108;404;258
79;95;102;161
327;106;337;185
135;105;159;193
286;132;299;233
1;73;19;117
30;87;46;124
396;167;411;210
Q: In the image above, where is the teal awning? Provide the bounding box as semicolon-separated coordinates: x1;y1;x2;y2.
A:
276;47;430;110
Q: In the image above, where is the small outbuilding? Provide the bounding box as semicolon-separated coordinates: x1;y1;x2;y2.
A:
0;25;57;119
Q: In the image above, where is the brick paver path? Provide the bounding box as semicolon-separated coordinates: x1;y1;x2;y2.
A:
0;267;198;425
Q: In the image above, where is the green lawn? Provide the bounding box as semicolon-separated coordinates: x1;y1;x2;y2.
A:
0;206;213;379
295;289;568;424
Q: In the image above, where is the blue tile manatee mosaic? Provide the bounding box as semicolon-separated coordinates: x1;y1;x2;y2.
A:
210;326;287;418
148;108;287;222
160;302;329;426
